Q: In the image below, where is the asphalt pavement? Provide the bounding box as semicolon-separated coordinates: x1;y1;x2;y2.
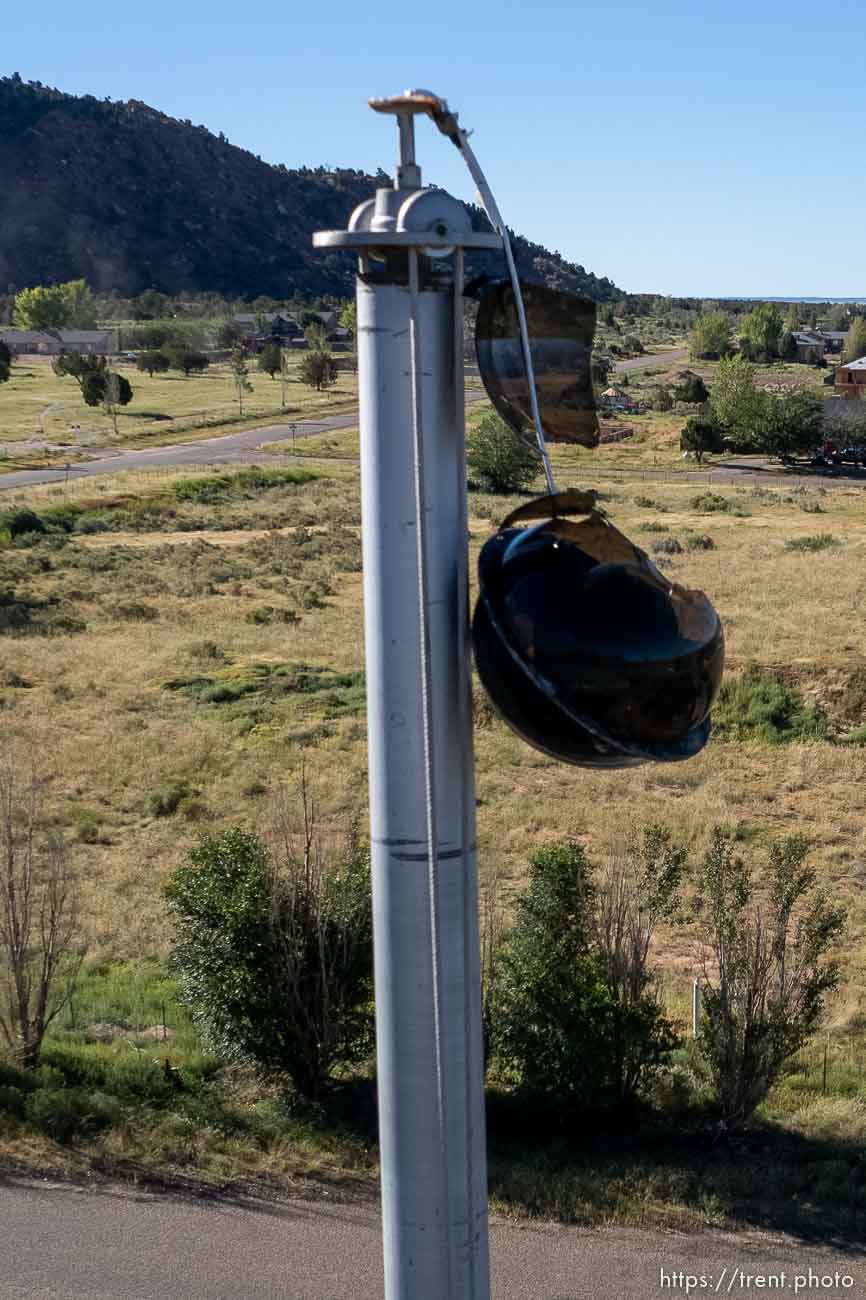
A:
1;1177;863;1300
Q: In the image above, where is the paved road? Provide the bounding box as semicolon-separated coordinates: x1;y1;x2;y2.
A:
616;347;688;371
0;1178;862;1300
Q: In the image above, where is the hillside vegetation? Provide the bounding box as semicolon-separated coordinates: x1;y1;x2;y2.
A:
0;76;620;301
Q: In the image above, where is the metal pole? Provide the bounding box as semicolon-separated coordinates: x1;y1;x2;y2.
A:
692;978;701;1038
314;99;501;1299
356;264;489;1300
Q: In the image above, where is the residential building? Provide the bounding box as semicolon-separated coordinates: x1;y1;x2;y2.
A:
834;356;866;399
0;328;114;356
791;331;825;364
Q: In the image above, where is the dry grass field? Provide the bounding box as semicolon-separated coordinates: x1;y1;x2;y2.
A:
2;458;866;1229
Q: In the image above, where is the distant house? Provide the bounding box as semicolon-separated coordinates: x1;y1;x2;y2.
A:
599;385;640;413
834;356;866;399
232;312;299;342
819;331;847;355
792;331;825;363
0;329;113;357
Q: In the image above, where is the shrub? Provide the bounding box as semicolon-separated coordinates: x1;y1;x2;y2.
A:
713;665;829;744
146;782;193;817
0;509;45;539
466;411;538;494
23;1087;120;1142
685;534;715;551
674;373;710;405
488;840;678;1114
690;492;731;513
693;829;845;1131
165;808;374;1102
650;385;674;412
681;416;724;464
784;534;837;553
651;537;682;555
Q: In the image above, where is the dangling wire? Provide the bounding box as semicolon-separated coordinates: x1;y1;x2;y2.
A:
425;96;558;497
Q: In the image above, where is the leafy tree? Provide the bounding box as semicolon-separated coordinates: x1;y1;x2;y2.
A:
843;316;866;363
689;312;733;361
0;340;10;384
81;372;107;407
102;371;133;435
783;303;800;332
693;829;845;1132
165;811;373;1102
136;350;170;378
13;279;96;330
674;372;709;405
738;303;784;361
217;320;244;349
338;302;356;335
681;414;725;464
258;342;281;378
304;322;329;351
130;290;170;320
756;390;823;459
488;840;677;1113
778;330;798;362
229;348;253;414
466;411;537;494
709;355;766;449
167;347;209;377
651;385;674;412
298;348;337;393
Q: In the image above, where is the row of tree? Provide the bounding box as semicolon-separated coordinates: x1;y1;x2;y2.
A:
157;796;844;1134
691;306;866;366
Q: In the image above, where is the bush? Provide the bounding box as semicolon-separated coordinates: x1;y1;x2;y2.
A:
146;782;193;817
651;537;682;555
466;411;538;494
23;1087;120;1142
165;812;374;1102
681;416;724;464
685;533;715;551
784;534;837;553
488;840;678;1114
0;508;45;539
713;664;829;744
693;830;845;1131
650;385;674;412
674;373;710;405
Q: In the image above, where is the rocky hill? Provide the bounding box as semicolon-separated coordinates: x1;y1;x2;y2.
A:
0;76;620;302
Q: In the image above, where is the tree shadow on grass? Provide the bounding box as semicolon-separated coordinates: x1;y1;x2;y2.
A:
485;1091;866;1249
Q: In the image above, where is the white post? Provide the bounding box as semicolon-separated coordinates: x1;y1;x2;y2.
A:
314;102;501;1300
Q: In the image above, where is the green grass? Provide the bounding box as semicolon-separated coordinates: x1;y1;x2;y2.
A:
0;356;359;448
713;665;830;744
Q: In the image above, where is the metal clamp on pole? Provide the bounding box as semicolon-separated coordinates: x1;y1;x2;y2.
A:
314;95;494;1300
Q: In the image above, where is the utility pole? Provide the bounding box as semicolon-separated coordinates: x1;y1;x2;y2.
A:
314;97;500;1300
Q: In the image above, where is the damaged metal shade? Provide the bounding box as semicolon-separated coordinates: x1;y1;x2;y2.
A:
475;281;599;446
473;492;724;768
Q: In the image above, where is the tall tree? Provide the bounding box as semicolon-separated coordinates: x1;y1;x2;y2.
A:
738;303;784;360
0;340;11;383
843;317;866;363
257;342;281;378
689;312;733;361
13;279;96;330
709;355;767;448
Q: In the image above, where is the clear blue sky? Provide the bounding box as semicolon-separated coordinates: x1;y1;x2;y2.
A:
7;0;866;297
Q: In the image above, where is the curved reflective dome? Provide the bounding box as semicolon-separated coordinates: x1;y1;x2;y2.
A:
475;281;599;446
473;499;724;767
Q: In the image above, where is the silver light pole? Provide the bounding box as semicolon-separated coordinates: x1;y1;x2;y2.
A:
314;96;500;1300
